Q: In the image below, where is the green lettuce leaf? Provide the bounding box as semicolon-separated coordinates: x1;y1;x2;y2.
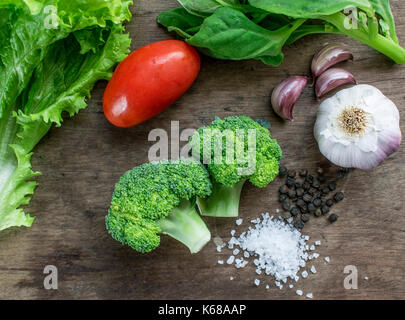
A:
0;0;132;231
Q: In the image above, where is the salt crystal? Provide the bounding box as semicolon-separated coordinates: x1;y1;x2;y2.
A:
306;293;313;299
254;279;260;286
364;276;369;280
265;285;270;289
222;213;314;286
315;240;321;246
313;253;320;259
231;230;236;236
310;245;315;251
227;256;235;265
324;256;330;263
289;284;294;289
296;290;303;296
301;270;308;278
216;246;222;253
310;266;317;274
217;260;224;265
230;276;234;281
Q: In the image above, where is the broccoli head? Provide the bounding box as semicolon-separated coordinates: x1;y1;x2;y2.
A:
105;158;212;254
189;116;282;217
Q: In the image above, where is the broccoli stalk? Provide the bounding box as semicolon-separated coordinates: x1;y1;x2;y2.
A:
197;180;246;218
157;198;211;253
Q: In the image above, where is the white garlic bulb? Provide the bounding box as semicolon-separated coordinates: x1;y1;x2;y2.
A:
314;85;401;170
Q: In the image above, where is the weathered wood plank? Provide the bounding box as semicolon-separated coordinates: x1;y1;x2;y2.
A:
0;0;404;299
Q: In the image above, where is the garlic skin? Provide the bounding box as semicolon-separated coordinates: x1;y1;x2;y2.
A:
271;76;308;121
312;44;353;78
314;85;401;170
315;68;357;99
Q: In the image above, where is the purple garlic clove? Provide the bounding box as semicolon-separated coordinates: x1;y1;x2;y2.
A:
315;68;356;99
271;76;308;121
312;44;354;78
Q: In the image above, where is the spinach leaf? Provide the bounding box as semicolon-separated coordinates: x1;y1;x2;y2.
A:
157;8;204;38
177;0;239;17
248;0;374;18
185;7;305;65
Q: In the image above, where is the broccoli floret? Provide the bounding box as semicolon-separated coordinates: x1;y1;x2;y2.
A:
190;116;282;217
105;158;212;253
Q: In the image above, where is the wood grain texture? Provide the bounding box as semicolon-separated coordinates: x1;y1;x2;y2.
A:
1;0;405;300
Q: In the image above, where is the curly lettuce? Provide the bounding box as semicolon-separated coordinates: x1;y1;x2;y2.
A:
0;0;133;231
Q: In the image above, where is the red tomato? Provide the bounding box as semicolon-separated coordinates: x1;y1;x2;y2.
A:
103;40;201;127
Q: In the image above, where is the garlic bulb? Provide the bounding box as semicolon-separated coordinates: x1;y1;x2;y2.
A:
314;85;401;170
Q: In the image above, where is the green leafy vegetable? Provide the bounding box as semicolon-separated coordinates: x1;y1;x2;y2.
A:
248;0;374;18
368;0;398;42
158;0;405;65
0;0;132;231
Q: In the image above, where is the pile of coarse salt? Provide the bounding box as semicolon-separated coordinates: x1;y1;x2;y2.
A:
217;213;327;298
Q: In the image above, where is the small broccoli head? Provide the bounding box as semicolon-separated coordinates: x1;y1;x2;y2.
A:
190;116;282;188
106;158;212;253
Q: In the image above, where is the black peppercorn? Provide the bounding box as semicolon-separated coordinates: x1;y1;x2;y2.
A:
308;203;316;213
296;188;304;197
326;199;334;207
334;192;344;202
294;182;302;189
302;182;310;191
294;220;305;229
312;179;320;188
279;194;288;202
313;198;322;208
321;187;330;195
290;207;299;217
303;194;312;203
288;170;297;178
305;175;314;183
328;182;337;191
318;175;326;183
301;214;310;223
286;177;295;188
299;169;308;177
297;199;306;209
282;200;292;211
321;205;330;215
300;205;308;214
288;189;296;198
337;170;346;179
279;185;289;194
279;166;288;177
329;214;339;223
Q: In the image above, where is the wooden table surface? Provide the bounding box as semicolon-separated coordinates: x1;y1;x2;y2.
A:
1;0;405;300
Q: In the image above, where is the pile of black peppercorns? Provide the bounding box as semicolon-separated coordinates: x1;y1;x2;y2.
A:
278;165;348;229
